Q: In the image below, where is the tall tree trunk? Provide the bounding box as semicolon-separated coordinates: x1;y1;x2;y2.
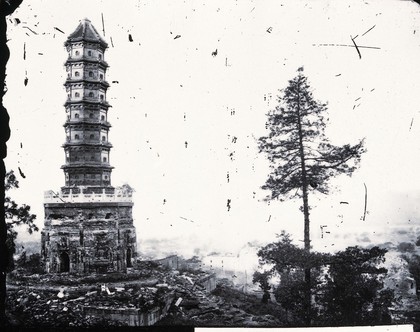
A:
0;0;23;325
296;78;312;326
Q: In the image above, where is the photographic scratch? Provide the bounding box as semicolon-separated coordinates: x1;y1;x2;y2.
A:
267;215;271;222
23;26;38;35
266;27;273;33
110;36;114;47
179;216;195;223
174;34;181;40
340;201;349;205
54;27;65;34
363;183;368;221
350;35;362;59
313;43;380;50
320;225;328;238
335;73;341;77
227;199;231;211
409;118;414;131
24;77;28;86
23;42;26;60
212;49;218;57
101;13;106;36
128;34;133;42
361;24;376;36
18;167;26;179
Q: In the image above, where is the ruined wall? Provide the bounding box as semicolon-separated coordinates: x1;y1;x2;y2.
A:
81;292;174;326
155;255;180;270
198;273;217;293
41;201;136;273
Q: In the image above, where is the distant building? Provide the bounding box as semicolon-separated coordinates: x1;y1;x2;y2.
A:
41;19;137;273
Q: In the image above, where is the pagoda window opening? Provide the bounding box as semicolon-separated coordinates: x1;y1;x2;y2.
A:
89;134;94;139
75;50;80;56
99;74;103;80
75;71;80;77
75;92;80;97
99;54;102;60
88;50;92;56
103;157;107;162
101;115;105;121
89;71;93;78
88;92;94;98
102;136;106;142
90;155;95;161
89;113;93;119
75;134;79;140
100;95;104;101
74;113;79;118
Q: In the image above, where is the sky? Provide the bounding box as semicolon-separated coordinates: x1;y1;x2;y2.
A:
3;0;420;261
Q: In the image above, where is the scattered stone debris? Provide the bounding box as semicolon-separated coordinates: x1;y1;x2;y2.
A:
7;257;287;327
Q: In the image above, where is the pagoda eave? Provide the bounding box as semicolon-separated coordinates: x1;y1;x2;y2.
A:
63;120;111;128
64;38;108;49
64;79;110;89
64;58;109;68
61;164;115;170
62;142;113;148
64;99;111;108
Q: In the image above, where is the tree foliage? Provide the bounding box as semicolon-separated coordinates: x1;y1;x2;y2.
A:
405;254;420;299
254;232;328;324
318;246;393;325
259;68;365;202
253;232;394;326
4;170;38;271
252;270;272;303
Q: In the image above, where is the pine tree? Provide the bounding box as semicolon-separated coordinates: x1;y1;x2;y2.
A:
258;68;365;324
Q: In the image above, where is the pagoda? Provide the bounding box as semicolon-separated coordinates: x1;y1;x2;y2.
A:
41;19;137;273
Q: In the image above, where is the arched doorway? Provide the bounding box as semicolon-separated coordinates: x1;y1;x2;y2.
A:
126;248;132;268
59;252;70;272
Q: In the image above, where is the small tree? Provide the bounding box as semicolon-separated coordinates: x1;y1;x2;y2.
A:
4;170;38;271
406;255;420;299
254;231;328;325
258;68;365;323
254;235;394;326
252;270;272;303
318;246;394;326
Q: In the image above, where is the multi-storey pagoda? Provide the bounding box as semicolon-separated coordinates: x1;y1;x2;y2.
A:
41;19;137;273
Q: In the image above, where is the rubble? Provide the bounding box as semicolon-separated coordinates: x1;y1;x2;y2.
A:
7;259;287;327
